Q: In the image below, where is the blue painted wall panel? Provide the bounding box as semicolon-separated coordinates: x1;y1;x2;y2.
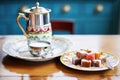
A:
0;0;119;35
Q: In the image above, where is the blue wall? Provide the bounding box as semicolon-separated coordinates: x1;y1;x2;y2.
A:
0;0;120;35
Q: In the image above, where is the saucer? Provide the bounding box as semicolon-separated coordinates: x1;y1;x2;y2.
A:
2;36;71;61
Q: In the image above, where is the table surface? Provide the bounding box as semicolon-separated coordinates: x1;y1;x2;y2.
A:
0;35;120;80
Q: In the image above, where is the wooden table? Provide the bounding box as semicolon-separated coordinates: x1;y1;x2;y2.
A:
0;35;120;80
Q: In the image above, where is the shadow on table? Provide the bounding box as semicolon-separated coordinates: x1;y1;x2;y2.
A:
2;55;59;75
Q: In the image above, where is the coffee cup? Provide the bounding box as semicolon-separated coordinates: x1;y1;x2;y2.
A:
28;41;51;57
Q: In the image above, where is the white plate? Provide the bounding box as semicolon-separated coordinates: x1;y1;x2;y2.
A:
2;37;71;61
60;51;119;71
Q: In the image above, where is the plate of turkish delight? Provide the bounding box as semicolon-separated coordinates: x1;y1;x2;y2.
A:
60;49;119;71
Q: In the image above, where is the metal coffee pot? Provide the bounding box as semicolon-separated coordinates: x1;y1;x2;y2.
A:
16;2;52;44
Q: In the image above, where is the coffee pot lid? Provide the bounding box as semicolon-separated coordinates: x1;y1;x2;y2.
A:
24;2;51;14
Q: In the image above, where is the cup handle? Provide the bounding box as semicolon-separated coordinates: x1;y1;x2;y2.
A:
16;13;29;37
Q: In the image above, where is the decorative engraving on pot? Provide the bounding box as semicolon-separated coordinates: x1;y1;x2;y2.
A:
27;23;52;43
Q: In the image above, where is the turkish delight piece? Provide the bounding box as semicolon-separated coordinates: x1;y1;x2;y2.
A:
81;59;91;67
86;53;95;60
92;59;101;67
76;51;87;59
72;57;81;65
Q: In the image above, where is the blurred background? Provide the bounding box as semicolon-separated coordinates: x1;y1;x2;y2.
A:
0;0;120;35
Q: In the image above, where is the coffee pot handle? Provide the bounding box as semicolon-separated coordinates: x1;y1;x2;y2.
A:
16;13;29;37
